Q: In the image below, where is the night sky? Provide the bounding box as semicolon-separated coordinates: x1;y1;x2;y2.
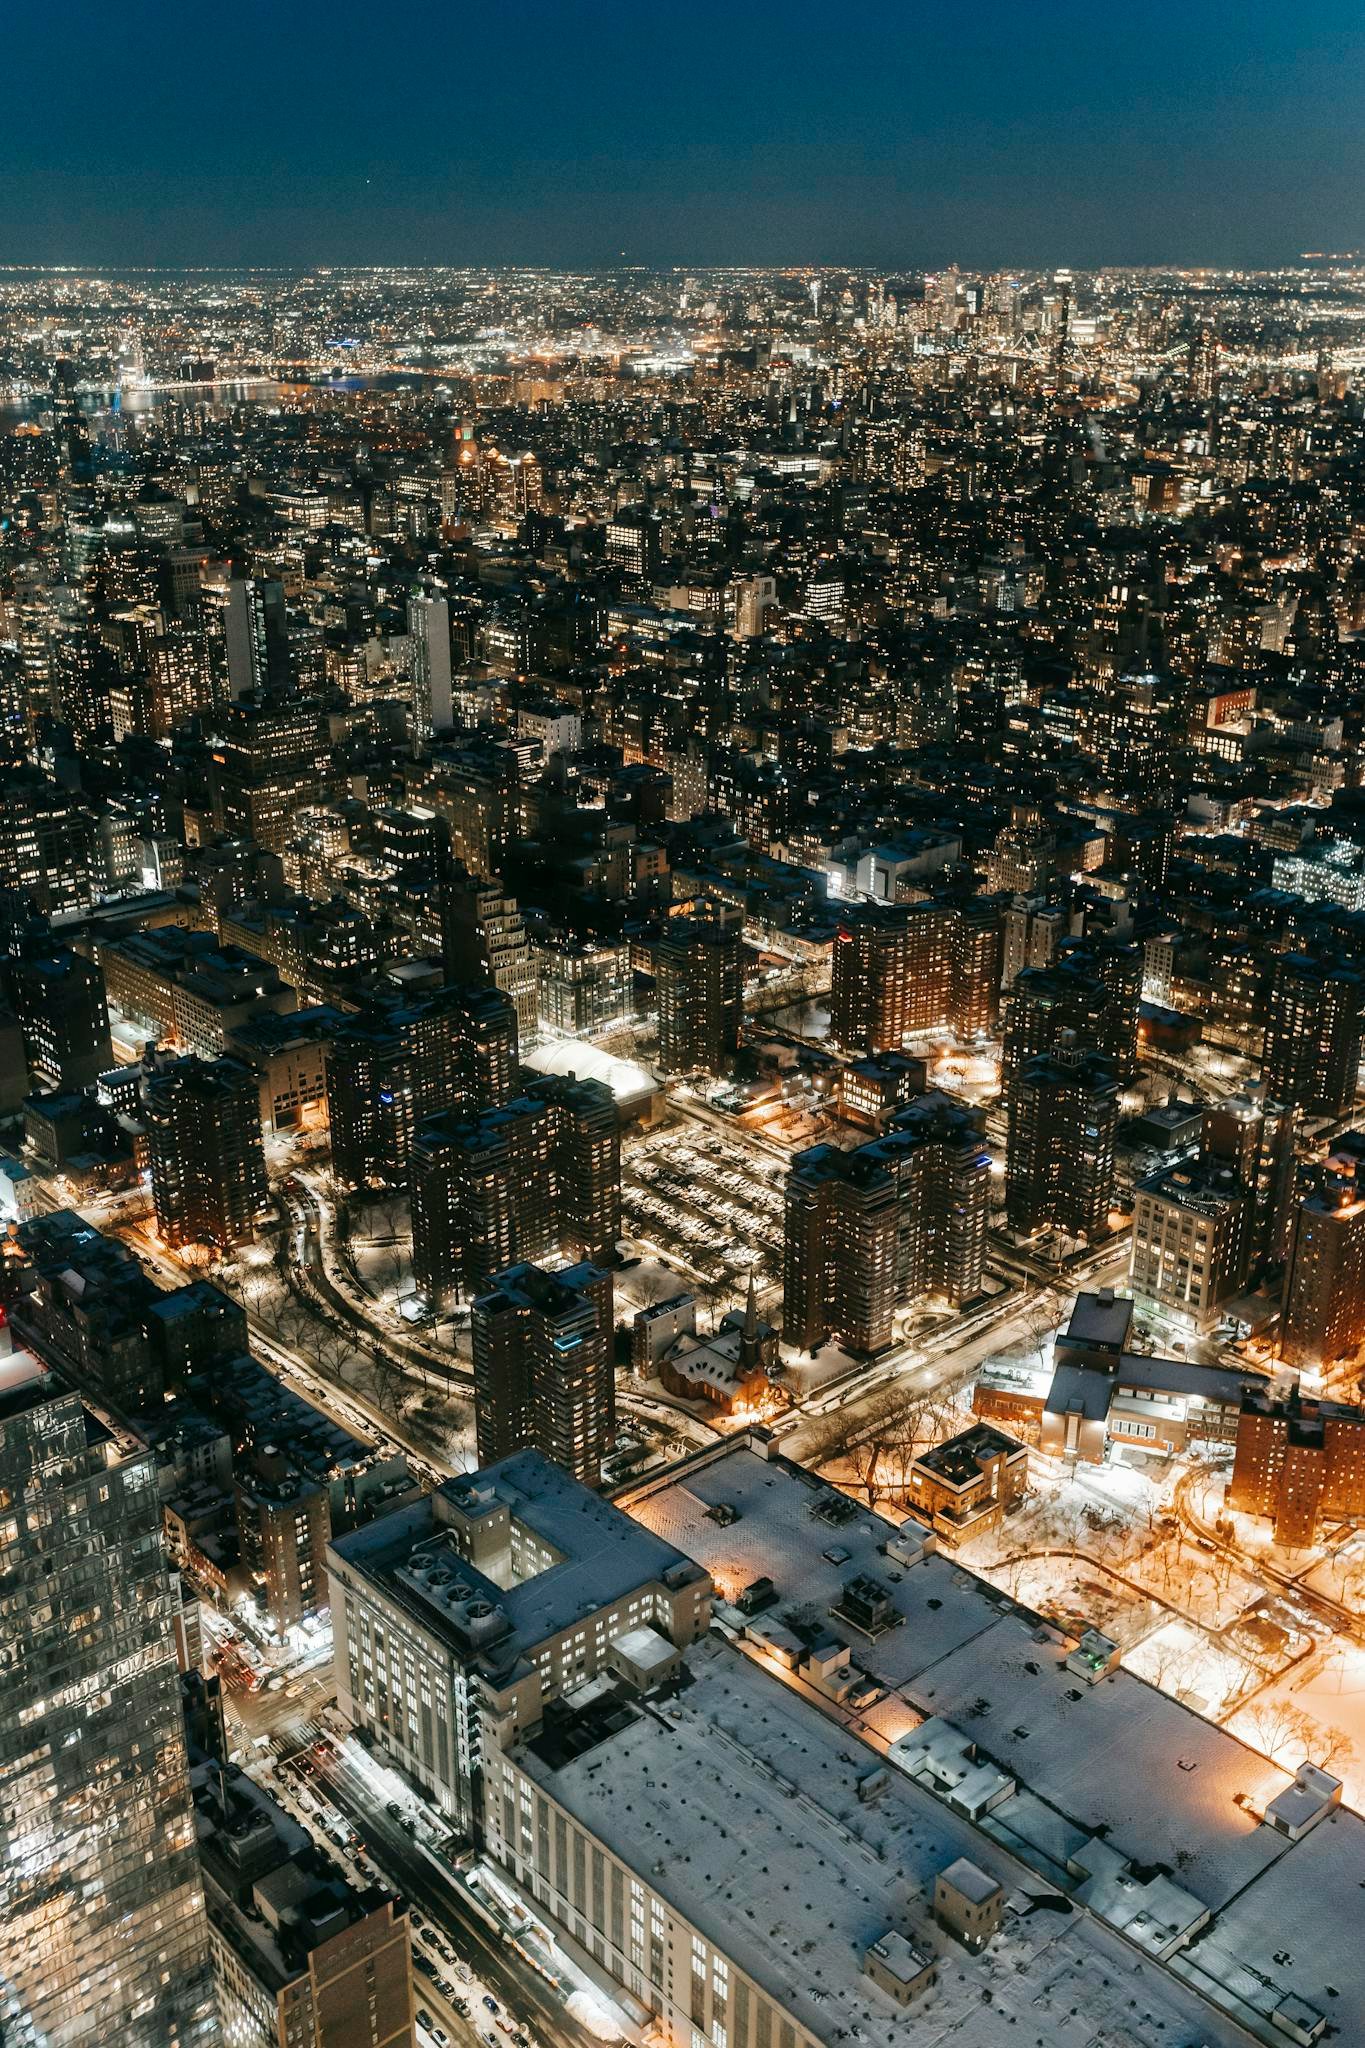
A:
3;0;1364;269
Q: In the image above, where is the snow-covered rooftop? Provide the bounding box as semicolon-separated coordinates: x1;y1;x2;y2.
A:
512;1636;1256;2048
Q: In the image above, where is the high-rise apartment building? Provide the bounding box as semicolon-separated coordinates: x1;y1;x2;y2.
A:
472;1261;615;1486
410;1073;620;1310
1279;1168;1365;1372
1262;952;1365;1117
144;1051;270;1250
9;944;112;1092
327;981;518;1188
829;901;1000;1055
1002;946;1141;1085
1229;1384;1365;1545
1005;1043;1119;1242
0;1343;218;2048
438;856;539;1042
654;912;742;1076
1000;894;1067;990
1200;1088;1299;1270
783;1092;990;1353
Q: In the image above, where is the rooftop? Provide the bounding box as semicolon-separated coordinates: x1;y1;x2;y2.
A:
510;1635;1254;2048
331;1449;706;1678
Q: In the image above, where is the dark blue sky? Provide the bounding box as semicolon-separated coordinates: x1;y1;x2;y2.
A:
3;0;1364;268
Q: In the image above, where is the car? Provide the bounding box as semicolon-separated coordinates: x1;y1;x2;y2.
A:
386;1800;402;1819
455;1964;472;1983
452;2001;470;2019
416;1955;436;1978
482;1996;499;2014
482;2033;498;2047
417;2012;433;2030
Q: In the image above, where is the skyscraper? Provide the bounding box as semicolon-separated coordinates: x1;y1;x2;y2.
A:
472;1261;615;1487
224;574;291;700
408;586;453;738
0;1343;218;2048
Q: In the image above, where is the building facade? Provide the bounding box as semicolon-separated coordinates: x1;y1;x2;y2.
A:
784;1092;990;1353
144;1050;270;1250
0;1347;218;2048
410;1075;620;1311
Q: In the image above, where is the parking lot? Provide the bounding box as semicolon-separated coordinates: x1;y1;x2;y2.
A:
622;1123;785;1295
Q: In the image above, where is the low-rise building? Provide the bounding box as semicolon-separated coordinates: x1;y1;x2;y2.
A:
907;1422;1028;1542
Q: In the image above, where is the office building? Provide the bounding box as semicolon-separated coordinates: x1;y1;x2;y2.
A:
472;1261;615;1486
535;932;631;1039
410;1073;620;1310
1005;1042;1119;1242
1130;1159;1251;1332
327;981;518;1187
192;1759;414;2048
209;693;330;854
144;1051;270;1250
225;574;291;700
327;1451;711;1833
408;585;453;736
654;912;742;1076
1279;1167;1365;1371
783;1092;989;1353
1229;1384;1365;1545
9;944;112;1092
0;1344;218;2048
1262;953;1365;1118
0;764;96;918
96;926;295;1058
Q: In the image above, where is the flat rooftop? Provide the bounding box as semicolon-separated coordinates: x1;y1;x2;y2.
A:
625;1444;1286;1909
623;1439;1365;2044
512;1636;1254;2048
332;1449;706;1670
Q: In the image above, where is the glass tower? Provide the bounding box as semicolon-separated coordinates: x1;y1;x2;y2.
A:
0;1356;219;2048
